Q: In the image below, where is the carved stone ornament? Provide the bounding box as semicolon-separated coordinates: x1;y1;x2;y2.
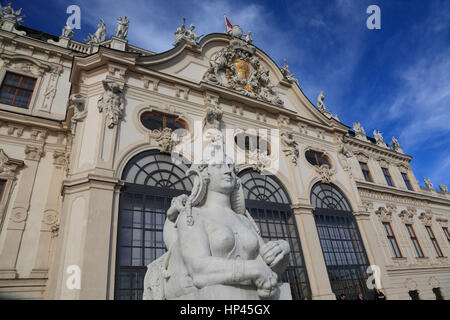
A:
151;127;182;153
405;278;418;291
24;145;44;161
248;149;271;173
203;39;284;107
1;56;48;77
314;164;335;184
281;130;299;166
0;149;24;176
438;184;448;193
352;122;367;141
42;209;58;226
68;93;87;135
174;18;203;46
428;277;440;289
42;65;63;112
204;103;223;130
375;206;393;223
11;206;27;223
435;217;448;228
53;150;69;166
419;210;433;226
398;208;416;224
97;80;124;129
338;134;353;158
361;200;373;213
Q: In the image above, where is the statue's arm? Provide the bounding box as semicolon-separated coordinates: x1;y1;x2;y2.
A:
177;210;268;289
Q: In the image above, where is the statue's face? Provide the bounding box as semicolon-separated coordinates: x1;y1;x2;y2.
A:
207;163;237;194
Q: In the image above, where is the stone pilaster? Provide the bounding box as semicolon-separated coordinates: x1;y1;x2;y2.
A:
0;146;43;278
292;204;335;300
30;151;67;278
353;209;396;298
50;175;123;299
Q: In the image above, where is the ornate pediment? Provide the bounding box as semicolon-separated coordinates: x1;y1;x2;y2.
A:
398;208;416;224
203;39;284;107
419;210;433;226
375;206;393;222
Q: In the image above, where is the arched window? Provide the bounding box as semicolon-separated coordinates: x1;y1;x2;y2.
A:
115;151;192;300
239;169;311;300
305;150;330;167
310;183;372;300
234;133;271;155
140;111;187;132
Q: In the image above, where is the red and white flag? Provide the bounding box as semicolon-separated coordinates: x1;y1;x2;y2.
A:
224;14;233;32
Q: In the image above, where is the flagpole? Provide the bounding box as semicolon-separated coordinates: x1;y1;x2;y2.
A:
224;14;227;33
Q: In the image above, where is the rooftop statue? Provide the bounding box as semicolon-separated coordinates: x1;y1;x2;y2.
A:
424;177;433;190
0;3;24;23
353;122;367;141
174;18;203;46
316;91;334;119
317;91;326;112
373;130;385;147
280;59;297;84
61;22;74;39
227;24;244;39
143;155;291;300
115;16;129;40
85;18;106;44
244;31;253;44
391;136;403;153
439;184;448;193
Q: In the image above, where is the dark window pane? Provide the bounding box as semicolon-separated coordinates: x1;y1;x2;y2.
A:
311;183;372;300
0;72;35;108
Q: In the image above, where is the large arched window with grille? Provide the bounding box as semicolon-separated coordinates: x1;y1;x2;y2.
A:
310;183;372;300
239;169;311;300
115;151;192;300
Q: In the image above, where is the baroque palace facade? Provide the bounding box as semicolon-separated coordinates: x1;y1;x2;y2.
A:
0;5;449;300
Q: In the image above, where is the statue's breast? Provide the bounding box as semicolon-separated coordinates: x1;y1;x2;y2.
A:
205;221;235;258
203;213;260;260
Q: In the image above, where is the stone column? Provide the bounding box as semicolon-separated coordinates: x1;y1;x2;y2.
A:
30;150;67;278
292;204;335;300
0;146;43;278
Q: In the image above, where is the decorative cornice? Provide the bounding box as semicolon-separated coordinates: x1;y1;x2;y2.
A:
356;180;450;206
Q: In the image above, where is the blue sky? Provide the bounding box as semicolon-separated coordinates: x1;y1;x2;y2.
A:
7;0;450;188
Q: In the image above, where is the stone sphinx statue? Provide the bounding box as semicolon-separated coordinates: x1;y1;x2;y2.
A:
143;158;291;300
